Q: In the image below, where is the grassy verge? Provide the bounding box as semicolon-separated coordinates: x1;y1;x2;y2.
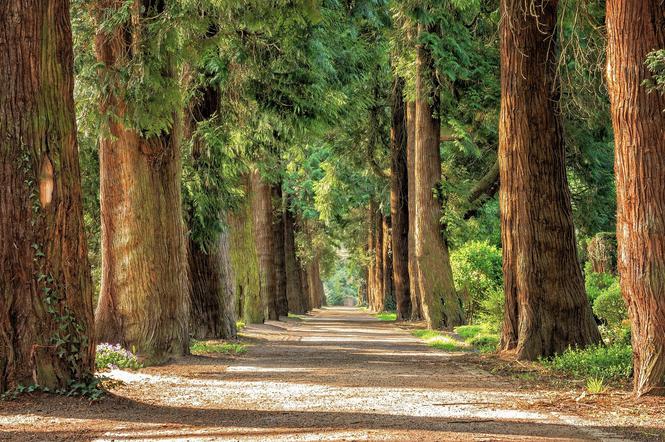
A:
411;324;499;352
539;343;633;382
375;312;397;321
190;340;247;355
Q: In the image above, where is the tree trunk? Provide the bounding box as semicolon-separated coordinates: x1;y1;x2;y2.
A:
272;184;289;317
391;78;412;320
367;202;377;310
406;101;422;321
184;72;236;340
382;216;395;312
299;258;311;312
0;0;95;392
251;170;279;321
374;210;385;312
586;233;617;275
284;205;305;314
414;23;464;329
188;229;237;339
228;175;264;324
498;0;601;360
606;0;665;396
94;0;189;363
308;256;325;309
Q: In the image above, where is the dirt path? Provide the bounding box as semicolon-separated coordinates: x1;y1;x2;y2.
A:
0;307;662;441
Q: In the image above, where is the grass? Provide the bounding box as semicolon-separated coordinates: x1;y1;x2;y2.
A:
236;320;246;331
586;377;606;394
287;313;306;320
190;340;248;355
410;324;500;353
411;329;470;351
540;343;633;381
375;312;397;321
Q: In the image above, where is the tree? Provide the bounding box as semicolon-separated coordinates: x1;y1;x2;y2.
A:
0;0;95;392
606;0;665;396
406;101;422;320
93;0;189;362
272;184;289;317
251;170;279;320
390;78;412;320
498;0;600;360
284;204;306;314
414;22;464;329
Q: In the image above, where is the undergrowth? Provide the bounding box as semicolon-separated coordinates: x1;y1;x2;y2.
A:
190;340;247;355
540;343;633;381
375;312;397;321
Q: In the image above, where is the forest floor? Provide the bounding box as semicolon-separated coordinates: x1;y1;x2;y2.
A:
1;307;664;441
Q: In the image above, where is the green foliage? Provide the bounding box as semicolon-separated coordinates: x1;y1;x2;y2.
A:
584;263;617;305
450;240;503;324
645;49;665;99
412;330;469;352
586;377;605;394
190;340;247;355
593;280;629;344
96;343;143;371
541;344;633;381
454;324;499;353
324;255;359;306
375;312;397;321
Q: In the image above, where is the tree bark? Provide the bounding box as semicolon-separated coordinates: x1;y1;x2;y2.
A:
0;0;95;392
406;101;422;321
94;0;190;362
188;230;237;339
299;258;311;312
272;184;289;317
374;210;385;312
284;205;305;314
606;0;665;396
391;79;412;320
414;23;464;329
382;216;395;312
498;0;601;360
228;175;264;324
250;170;279;321
367;201;377;310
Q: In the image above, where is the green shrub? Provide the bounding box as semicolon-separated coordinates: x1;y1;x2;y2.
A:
584;262;617;305
541;344;633;380
593;280;627;328
375;312;396;321
479;288;504;332
96;343;142;370
469;334;499;351
451;241;503;324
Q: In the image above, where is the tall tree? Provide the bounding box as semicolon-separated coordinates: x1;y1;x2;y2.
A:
272;184;289;317
0;0;95;392
390;78;412;320
284;204;306;314
251;170;279;320
93;0;189;362
498;0;600;359
606;0;665;396
414;22;464;329
406;102;422;320
382;216;395;311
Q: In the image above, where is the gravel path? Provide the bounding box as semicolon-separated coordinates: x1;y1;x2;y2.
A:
0;307;658;441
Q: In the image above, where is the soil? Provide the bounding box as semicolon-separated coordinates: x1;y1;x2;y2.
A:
1;307;663;441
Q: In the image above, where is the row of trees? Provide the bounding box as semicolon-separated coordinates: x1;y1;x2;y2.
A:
361;1;664;397
0;0;663;399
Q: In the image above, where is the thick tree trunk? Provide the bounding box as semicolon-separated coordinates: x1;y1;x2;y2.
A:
391;79;412;320
284;206;305;314
382;216;395;312
94;0;190;362
606;0;665;396
307;256;325;309
299;258;312;312
184;74;236;340
228;175;264;324
251;170;279;321
188;229;237;339
586;233;617;275
414;23;464;329
498;0;601;360
272;184;289;317
367;202;377;310
0;0;95;392
406;101;422;321
374;210;385;312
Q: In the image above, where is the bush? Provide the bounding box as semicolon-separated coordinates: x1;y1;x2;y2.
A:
96;343;142;370
593;280;627;327
541;344;633;380
584;262;617;305
451;241;503;324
